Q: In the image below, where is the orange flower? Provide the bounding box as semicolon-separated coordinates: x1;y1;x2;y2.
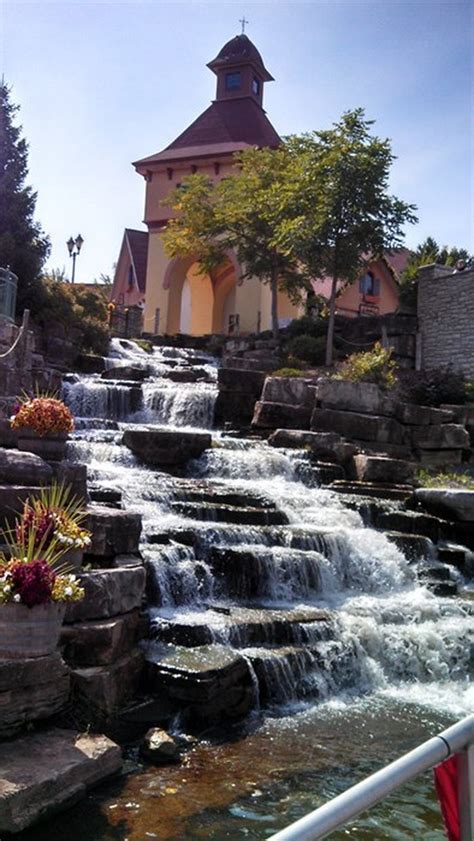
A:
11;398;74;437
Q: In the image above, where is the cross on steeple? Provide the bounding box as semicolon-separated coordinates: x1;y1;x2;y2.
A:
239;16;249;34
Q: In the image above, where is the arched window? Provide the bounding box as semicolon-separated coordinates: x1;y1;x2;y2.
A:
359;272;380;296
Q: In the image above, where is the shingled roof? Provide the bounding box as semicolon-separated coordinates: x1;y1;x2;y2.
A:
125;229;148;293
207;34;274;81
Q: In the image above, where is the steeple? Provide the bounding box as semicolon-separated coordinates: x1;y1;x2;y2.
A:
207;34;274;108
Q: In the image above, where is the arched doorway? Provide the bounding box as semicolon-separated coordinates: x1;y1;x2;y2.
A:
164;255;238;335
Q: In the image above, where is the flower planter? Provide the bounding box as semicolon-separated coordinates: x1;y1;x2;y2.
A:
17;430;68;462
0;601;66;659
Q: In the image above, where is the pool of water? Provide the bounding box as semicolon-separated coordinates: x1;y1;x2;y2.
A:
18;697;452;841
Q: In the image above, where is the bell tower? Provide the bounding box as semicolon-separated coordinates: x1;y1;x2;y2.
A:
207;33;274;109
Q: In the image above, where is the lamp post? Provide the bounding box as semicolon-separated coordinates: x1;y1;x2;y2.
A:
66;234;84;284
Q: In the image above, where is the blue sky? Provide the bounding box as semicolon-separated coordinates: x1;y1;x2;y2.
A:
1;0;472;283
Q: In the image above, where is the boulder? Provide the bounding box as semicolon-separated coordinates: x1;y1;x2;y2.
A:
376;510;442;542
311;408;406;445
0;418;19;449
261;377;315;407
0;729;121;834
0;653;70;739
353;454;416;485
214;391;257;426
87;505;142;556
64;566;146;623
51;461;88;501
316;379;394;416
418;449;463;468
123;427;211;466
101;366;146;381
411;424;470;450
414;489;474;523
140;727;180;764
71;650;144;716
61;610;143;667
395;403;453;425
217;367;266;394
76;354;106;374
0;448;52;486
0;485;43;527
164;368;209;383
440;404;474;425
252;401;311;430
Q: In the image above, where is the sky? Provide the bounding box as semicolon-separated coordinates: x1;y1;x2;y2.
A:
0;0;472;284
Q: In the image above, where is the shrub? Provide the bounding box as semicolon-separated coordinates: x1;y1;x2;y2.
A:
134;339;153;353
286;316;327;340
32;276;110;357
402;368;466;407
417;469;474;490
334;342;397;390
285;335;326;366
272;367;305;378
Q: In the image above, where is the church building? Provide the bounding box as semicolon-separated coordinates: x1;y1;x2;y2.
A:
112;32;303;336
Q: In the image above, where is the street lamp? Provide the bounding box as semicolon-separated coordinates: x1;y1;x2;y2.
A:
66;234;84;284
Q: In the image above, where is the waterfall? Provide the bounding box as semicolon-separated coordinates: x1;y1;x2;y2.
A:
64;338;473;719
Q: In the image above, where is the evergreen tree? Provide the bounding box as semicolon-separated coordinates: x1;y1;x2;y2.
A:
0;81;50;314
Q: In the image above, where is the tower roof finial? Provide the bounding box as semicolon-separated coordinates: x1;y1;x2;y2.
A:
239;15;249;34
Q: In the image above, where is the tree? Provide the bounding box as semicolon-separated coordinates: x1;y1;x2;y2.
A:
399;237;471;309
281;110;417;365
161;147;307;339
0;81;50;314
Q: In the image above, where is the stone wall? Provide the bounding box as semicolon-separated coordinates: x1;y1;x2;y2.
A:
418;264;474;378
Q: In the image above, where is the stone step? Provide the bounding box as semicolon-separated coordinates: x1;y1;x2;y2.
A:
437;544;470;573
384;531;435;562
86;505;142;557
122;427;212;467
208;544;325;599
64;566;146;623
0;653;70;739
170;501;289;526
144;643;255;725
418;563;455;583
329;480;413;501
423;579;459;597
170;484;277;510
150;605;334;648
0;729;121;834
61;609;144;667
375;510;444;541
71;649;144;717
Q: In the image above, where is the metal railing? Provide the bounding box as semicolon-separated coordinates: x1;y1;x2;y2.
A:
267;713;474;841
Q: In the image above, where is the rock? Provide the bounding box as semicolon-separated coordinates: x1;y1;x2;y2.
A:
328;480;413;501
0;448;52;485
87;505;142;556
101;366;147;381
145;643;254;725
252;401;311;430
385;531;435;562
395;403;453;425
71;650;144;716
311;408;406;445
214;392;257;427
0;418;19;448
268;429;357;464
123;427;211;466
61;610;143;667
218;368;266;394
0;485;43;526
353;454;416;485
89;486;122;506
440;404;474;425
418;449;464;468
316;379;394;415
51;461;88;501
261;377;315;407
414;489;474;523
376;510;443;541
411;424;470;450
171;500;289;526
76;353;106;374
140;727;180;764
0;653;70;739
164;368;208;383
0;729;121;834
64;566;146;623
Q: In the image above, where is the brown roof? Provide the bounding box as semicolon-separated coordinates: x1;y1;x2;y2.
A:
207;34;274;81
134;98;280;169
126;229;148;293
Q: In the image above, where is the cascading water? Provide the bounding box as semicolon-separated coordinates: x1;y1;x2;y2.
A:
42;336;473;841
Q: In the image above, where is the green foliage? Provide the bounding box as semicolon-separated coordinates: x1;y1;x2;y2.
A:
272;367;305;378
402;368;466;407
286;316;327;340
417;469;474;490
465;381;474;404
133;338;153;353
334;342;397;390
399;237;472;310
0;82;50;314
285;335;326;366
34;275;109;356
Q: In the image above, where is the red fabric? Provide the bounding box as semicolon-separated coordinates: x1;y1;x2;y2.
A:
434;754;460;841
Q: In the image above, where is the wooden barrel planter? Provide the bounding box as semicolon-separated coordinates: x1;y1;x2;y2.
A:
0;602;66;659
16;430;68;462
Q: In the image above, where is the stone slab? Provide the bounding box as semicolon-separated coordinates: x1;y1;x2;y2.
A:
64;566;146;623
415;489;474;523
87;505;142;556
61;610;143;667
261;377;315;407
71;650;144;716
252;401;311;430
0;485;43;526
395;403;453;425
418;449;464;468
268;429;357;464
311;408;406;445
0;729;121;833
123;427;211;466
411;424;470;450
217;367;266;395
0;653;70;739
0;448;52;486
353;454;416;485
316;379;395;416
